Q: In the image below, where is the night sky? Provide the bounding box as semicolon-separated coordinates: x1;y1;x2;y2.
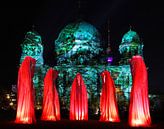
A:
0;0;164;94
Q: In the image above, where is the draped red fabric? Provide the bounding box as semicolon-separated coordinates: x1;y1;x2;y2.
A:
41;68;60;121
70;73;88;120
129;55;151;127
15;56;36;124
99;70;120;122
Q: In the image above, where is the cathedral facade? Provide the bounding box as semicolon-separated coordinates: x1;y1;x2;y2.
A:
20;21;143;114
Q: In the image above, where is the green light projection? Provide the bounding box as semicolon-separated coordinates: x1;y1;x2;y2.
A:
20;31;44;66
119;29;143;64
55;21;102;65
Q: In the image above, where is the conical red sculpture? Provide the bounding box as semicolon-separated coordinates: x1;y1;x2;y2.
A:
129;55;151;127
41;68;60;121
70;73;88;120
99;70;120;122
15;56;36;124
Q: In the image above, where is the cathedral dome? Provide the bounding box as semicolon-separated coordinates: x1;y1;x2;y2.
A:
119;29;143;54
55;20;102;65
119;29;143;64
121;29;140;44
20;30;44;66
24;31;42;44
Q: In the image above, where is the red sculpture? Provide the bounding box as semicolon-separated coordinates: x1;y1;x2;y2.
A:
99;70;120;122
129;55;151;127
15;56;36;124
70;73;88;120
41;68;60;121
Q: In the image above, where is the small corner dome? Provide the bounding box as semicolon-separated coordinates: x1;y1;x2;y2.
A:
121;29;140;44
25;30;42;43
119;29;144;55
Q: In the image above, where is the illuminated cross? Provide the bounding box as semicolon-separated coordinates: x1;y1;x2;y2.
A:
32;25;35;31
129;24;132;31
107;19;110;47
78;0;81;9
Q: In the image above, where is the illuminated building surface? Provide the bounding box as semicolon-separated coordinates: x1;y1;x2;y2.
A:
19;20;145;114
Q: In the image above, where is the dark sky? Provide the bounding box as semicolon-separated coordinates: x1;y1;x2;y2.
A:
0;0;164;94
